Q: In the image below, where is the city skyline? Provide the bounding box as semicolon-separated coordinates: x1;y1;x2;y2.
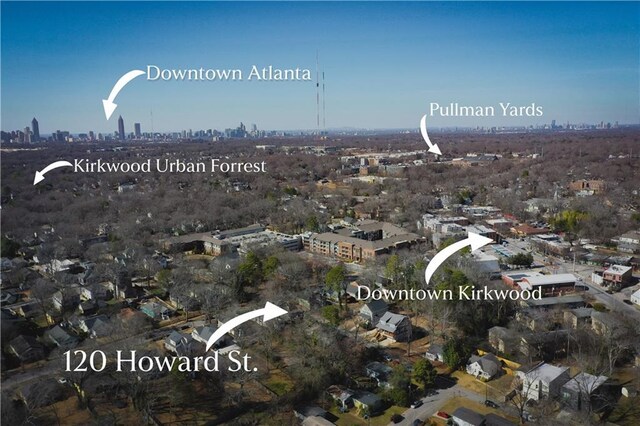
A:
2;2;639;133
3;114;629;142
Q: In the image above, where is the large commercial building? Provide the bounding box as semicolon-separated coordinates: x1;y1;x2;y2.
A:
307;220;423;262
162;224;303;255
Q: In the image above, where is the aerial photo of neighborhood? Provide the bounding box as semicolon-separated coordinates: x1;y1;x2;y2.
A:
1;2;639;426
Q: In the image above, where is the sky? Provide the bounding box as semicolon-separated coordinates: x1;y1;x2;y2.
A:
1;1;639;134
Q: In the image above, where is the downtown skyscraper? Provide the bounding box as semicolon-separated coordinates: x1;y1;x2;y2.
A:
118;115;125;140
31;117;40;142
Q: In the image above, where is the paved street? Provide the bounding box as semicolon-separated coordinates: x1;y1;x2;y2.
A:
502;238;640;321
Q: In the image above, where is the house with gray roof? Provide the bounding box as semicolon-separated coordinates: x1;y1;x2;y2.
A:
561;372;611;412
451;407;485;426
359;300;388;325
425;344;445;362
44;325;79;349
466;353;502;381
517;362;570;401
376;311;411;342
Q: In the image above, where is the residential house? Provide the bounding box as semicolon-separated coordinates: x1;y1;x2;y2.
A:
466;353;502;381
365;361;393;388
80;281;113;301
344;282;362;302
359;300;388;326
294;406;331;422
140;301;172;321
561;372;611;412
165;331;195;356
517;363;571;401
425;344;445;363
451;407;485;426
352;391;383;416
80;315;112;338
7;335;46;364
44;325;79;349
631;289;640;306
326;385;354;409
78;300;99;315
376;312;411;342
191;325;216;345
563;308;593;329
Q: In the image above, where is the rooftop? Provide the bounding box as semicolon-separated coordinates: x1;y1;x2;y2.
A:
452;407;485;425
521;273;577;287
563;372;607;393
376;312;408;332
525;363;569;383
604;264;632;275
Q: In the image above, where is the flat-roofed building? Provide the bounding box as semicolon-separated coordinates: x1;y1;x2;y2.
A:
522;294;585;310
602;265;633;288
519;273;578;296
307;221;423;262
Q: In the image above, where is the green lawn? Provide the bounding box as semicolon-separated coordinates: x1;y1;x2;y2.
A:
263;369;295;396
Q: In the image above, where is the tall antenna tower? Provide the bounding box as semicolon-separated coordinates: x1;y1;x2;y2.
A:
316;51;320;135
322;68;326;133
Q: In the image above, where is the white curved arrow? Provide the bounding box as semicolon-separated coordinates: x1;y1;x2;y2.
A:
420;114;442;156
102;69;146;120
424;232;493;284
34;161;73;185
206;302;287;351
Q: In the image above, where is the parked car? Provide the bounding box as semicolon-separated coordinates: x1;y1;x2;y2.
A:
484;400;499;408
412;420;426;426
436;411;450;419
410;400;423;409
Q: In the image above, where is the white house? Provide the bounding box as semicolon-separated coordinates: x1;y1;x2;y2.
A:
425;344;444;363
631;289;640;306
517;363;571;401
466;353;501;381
